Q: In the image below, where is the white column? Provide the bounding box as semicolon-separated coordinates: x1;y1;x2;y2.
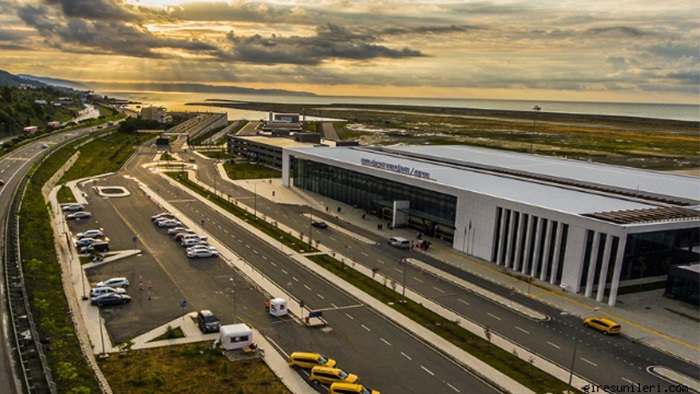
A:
584;232;601;298
549;223;564;285
496;209;509;265
596;235;614;302
513;214;526;271
607;237;627;306
521;216;535;275
504;211;517;268
281;150;291;187
539;221;554;281
530;218;544;277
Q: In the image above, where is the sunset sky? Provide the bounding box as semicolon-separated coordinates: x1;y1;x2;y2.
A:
0;0;698;103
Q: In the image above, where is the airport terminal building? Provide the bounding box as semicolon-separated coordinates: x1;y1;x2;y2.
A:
282;145;700;306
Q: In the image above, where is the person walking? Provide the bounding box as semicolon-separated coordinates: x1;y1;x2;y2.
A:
264;300;270;313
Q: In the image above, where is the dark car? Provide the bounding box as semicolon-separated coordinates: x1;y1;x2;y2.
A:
91;293;132;306
66;212;92;220
197;310;221;333
312;221;328;229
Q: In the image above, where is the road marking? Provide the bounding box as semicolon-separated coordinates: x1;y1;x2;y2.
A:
262;255;268;260
245;244;250;248
331;303;338;308
457;298;469;306
622;377;635;385
380;338;392;346
361;252;369;257
401;352;412;360
515;326;530;334
414;277;424;283
394;267;402;273
293;276;299;282
281;269;288;274
547;342;560;349
329;236;336;241
421;366;434;376
304;284;312;291
447;383;461;392
487;313;502;321
361;324;371;331
580;358;598;367
253;250;259;255
433;286;445;293
377;259;386;265
317;293;325;299
345;313;354;320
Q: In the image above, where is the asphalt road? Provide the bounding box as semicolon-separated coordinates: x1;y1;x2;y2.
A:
70;144;503;393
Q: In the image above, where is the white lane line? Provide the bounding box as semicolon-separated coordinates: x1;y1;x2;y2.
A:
331;303;338;308
547;342;560;349
421;366;435;376
304;284;312;291
361;324;371;332
262;256;268;261
515;326;530;334
487;312;502;321
269;261;275;267
329;236;336;241
245;244;251;249
317;293;325;299
622;377;635;385
292;276;299;282
281;269;288;274
394;267;402;273
377;259;386;265
253;249;259;255
414;277;424;283
457;298;469;306
447;383;461;393
361;252;369;257
345;313;354;320
380;338;392;346
580;358;598;367
401;352;412;360
433;287;445;293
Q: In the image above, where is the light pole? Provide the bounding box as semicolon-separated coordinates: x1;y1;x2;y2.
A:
229;277;237;324
309;205;313;245
399;258;408;303
561;307;599;394
531;105;541;154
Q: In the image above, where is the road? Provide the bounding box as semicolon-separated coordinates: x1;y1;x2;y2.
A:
74;142;505;393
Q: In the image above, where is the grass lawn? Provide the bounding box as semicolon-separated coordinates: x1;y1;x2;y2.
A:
99;342;291;394
223;162;281;180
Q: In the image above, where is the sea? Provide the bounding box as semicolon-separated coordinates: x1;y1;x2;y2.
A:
98;90;700;123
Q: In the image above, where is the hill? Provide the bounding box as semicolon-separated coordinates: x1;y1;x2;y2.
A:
18;74;91;90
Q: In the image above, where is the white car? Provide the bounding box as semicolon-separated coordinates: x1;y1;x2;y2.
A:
62;203;84;211
96;277;130;288
186;245;216;253
77;229;104;239
168;227;194;235
66;212;92;220
187;249;219;258
157;219;182;228
181;238;208;247
90;286;127;297
151;212;175;221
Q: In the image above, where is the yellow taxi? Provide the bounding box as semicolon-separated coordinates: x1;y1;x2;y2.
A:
310;366;359;385
583;317;621;335
288;352;336;369
329;382;380;394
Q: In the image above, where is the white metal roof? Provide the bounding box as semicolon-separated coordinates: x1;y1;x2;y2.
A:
287;145;693;215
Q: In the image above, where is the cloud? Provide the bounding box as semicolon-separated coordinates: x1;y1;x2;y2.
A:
222;23;425;65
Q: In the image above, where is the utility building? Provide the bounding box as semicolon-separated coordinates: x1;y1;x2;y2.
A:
282;145;700;306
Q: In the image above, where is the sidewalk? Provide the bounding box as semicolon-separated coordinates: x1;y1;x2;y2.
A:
232;174;700;366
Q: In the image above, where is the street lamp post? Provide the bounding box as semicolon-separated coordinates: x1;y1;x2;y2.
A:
309;205;313;245
561;307;599;394
229;277;237;324
531;105;541;154
253;182;258;219
400;258;408;303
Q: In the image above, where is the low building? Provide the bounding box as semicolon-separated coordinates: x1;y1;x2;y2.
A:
141;106;171;123
228;134;318;169
23;126;38;134
282;145;700;307
665;264;699;306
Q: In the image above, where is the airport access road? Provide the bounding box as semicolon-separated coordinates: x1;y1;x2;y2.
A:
115;146;505;394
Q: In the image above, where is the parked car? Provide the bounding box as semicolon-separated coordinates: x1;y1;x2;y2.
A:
0;180;4;186
77;229;103;239
96;277;130;288
187;248;219;258
90;286;127;297
151;212;175;221
85;242;110;253
157;219;182;228
91;293;132;306
62;204;84;211
197;310;221;333
186;245;216;253
175;233;207;242
66;212;92;220
181;238;209;247
168;227;194;235
388;236;410;249
76;237;98;248
288;352;336;370
310;366;359;386
41;143;49;149
312;221;328;229
329;383;380;394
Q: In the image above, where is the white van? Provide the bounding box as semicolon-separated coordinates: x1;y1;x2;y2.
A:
388;236;410;249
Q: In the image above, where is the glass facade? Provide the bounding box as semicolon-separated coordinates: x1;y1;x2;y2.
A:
292;158;457;237
622;227;700;281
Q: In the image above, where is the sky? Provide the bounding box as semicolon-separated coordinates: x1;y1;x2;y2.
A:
0;0;698;104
